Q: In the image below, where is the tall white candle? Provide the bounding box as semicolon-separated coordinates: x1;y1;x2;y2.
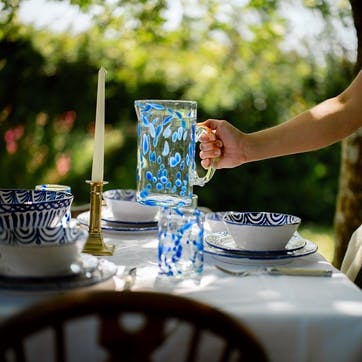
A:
91;67;106;182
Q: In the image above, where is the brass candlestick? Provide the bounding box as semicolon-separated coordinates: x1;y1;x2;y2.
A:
83;180;115;255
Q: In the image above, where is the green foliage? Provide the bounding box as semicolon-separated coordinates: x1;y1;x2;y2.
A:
0;0;355;224
299;222;335;261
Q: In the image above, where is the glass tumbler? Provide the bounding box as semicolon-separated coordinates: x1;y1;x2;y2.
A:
158;206;204;278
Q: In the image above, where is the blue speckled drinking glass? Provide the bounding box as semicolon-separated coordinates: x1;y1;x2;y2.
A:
135;100;215;207
158;207;204;278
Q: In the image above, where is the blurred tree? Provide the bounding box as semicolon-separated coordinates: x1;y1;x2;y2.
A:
0;0;358;242
333;0;362;267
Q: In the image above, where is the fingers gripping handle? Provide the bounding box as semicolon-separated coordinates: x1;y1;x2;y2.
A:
192;125;216;186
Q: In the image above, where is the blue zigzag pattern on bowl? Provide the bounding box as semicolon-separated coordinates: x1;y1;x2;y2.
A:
0;190;73;228
0;225;85;245
224;212;300;226
0;190;71;206
0;209;67;229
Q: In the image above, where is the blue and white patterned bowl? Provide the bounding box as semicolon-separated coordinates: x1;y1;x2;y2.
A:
0;222;87;277
223;211;301;251
0;189;73;228
103;189;159;222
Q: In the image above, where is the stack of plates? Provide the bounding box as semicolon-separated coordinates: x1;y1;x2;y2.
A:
204;232;318;265
0;254;117;292
77;208;158;233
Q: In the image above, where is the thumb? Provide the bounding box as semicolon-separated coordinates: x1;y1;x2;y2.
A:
199;119;223;132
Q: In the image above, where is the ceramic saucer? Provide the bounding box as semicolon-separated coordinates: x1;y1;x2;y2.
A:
205;231;306;255
77;210;158;233
204;238;318;265
0;254;117;292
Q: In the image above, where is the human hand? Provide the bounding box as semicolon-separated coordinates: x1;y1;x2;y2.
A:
198;119;246;169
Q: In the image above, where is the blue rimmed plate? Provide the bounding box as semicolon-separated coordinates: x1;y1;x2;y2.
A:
77;210;158;233
205;231;306;255
0;255;117;292
204;236;317;265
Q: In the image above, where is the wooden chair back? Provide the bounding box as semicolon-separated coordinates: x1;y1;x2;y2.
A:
0;290;268;362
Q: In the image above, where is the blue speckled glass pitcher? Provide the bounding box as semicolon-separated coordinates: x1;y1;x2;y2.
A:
135;100;215;207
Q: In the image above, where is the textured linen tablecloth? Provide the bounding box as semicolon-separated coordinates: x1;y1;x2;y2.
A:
0;231;361;362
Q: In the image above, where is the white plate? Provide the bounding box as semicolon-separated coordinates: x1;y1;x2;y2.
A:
101;207;158;226
0;253;98;279
205;232;306;255
0;255;117;292
77;210;158;233
204;237;318;265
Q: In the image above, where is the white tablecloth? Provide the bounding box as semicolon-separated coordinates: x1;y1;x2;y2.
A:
0;231;361;362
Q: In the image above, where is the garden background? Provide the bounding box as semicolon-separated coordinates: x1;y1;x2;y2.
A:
0;0;359;261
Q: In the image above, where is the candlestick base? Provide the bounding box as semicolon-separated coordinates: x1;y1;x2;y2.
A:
83;231;115;256
82;180;115;256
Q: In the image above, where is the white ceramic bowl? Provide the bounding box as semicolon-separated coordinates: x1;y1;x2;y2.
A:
103;189;159;222
205;211;229;233
0;189;73;228
223;211;301;251
0;222;87;277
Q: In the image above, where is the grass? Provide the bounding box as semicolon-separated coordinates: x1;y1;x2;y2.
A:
298;223;335;262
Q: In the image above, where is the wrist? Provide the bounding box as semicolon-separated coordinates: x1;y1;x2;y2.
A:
237;133;252;165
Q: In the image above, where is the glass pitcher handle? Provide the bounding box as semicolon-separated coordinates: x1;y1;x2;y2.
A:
192;125;216;187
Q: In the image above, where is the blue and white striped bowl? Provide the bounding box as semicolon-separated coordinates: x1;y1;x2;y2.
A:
0;222;87;277
0;189;73;228
223;212;301;251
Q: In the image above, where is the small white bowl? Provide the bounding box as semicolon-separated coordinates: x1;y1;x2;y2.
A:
0;222;87;277
205;212;229;233
103;189;159;222
223;211;301;251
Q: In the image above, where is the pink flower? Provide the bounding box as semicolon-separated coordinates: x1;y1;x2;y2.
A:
4;126;24;154
56;153;71;176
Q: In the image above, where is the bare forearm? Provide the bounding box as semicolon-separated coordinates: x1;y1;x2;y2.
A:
245;95;361;163
199;70;362;169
